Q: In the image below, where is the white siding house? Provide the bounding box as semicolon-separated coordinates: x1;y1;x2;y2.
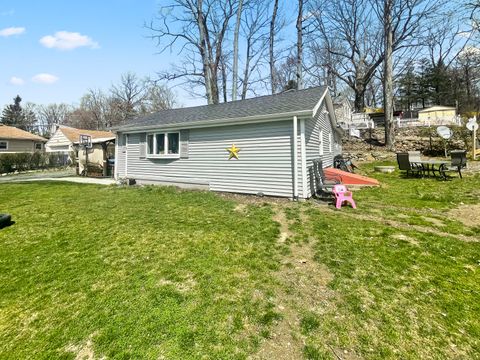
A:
114;87;343;199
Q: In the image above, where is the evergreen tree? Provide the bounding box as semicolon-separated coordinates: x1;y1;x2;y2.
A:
1;95;29;129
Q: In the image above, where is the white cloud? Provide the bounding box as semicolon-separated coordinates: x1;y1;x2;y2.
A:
39;31;99;50
32;73;59;84
9;76;24;85
0;27;25;37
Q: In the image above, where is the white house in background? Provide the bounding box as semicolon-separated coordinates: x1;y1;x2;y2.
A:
0;125;47;153
113;86;343;200
46;126;115;173
333;97;353;126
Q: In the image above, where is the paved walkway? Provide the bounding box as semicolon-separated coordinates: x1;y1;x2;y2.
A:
0;171;116;185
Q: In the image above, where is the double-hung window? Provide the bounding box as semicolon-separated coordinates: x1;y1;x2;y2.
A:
0;141;7;150
147;132;180;158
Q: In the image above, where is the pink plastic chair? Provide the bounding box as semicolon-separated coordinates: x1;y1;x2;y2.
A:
332;184;356;209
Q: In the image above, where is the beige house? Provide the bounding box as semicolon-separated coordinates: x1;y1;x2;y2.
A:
46;126;115;174
0;125;47;153
418;106;458;125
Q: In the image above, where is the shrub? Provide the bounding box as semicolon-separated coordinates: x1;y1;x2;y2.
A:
0;151;70;174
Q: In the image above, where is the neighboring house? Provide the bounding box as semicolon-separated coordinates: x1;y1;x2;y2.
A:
114;86;343;199
0;125;47;153
418;106;458;124
46;126;115;173
333;97;353;127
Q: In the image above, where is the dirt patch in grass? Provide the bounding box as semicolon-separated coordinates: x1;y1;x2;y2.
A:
66;335;104;360
392;233;419;246
422;216;445;227
449;204;480;228
254;206;337;360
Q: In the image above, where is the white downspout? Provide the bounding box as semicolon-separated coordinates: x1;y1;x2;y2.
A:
300;118;307;199
293;116;298;200
114;133;119;180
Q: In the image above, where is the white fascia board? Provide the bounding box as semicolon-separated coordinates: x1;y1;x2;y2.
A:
112;109;312;134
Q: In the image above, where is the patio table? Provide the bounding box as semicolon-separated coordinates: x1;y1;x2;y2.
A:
415;160;448;177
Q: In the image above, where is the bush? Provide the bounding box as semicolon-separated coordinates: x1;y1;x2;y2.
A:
0;151;70;174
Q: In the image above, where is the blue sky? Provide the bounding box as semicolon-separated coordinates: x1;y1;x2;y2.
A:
0;0;204;109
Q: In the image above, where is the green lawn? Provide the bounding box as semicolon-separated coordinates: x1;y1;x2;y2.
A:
1;165;479;359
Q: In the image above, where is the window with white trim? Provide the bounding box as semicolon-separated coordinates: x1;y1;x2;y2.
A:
0;141;7;150
147;132;180;157
318;129;324;155
35;143;42;150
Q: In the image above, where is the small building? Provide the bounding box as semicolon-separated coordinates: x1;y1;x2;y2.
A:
333;97;353;127
418;106;457;124
0;125;47;153
114;86;343;199
46;126;115;174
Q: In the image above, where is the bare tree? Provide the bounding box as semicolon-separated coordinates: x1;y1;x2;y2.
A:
239;0;270;99
269;0;280;94
232;0;244;100
296;0;305;90
148;0;238;104
376;0;442;148
310;0;384;111
37;103;72;136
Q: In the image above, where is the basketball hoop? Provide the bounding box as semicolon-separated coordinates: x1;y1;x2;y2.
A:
79;134;92;149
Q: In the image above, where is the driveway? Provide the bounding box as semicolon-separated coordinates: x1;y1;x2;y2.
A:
0;169;116;185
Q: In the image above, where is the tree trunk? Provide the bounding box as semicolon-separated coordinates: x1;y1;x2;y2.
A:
354;82;366;112
383;0;395;149
270;0;279;94
296;0;303;90
241;38;252;100
232;0;243;101
197;0;214;104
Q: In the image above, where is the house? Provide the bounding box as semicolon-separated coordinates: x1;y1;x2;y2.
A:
0;125;47;153
333;96;353;127
418;106;458;124
113;86;343;200
46;126;115;174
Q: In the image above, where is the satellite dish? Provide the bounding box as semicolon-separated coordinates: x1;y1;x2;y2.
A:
436;126;452;140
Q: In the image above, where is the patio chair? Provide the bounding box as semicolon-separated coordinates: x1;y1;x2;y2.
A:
396;152;422;177
332;184;356;209
311;159;341;198
439;150;467;179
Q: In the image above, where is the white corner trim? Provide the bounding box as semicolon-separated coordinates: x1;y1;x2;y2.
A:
293;116;298;200
300;118;307;199
312;87;329;117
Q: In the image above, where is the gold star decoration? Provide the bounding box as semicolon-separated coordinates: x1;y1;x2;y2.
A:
226;144;240;160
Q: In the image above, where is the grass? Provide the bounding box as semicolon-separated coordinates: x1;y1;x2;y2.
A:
0;183;281;359
1;163;479;359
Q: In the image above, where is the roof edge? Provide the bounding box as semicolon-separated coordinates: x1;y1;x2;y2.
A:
112;109;314;133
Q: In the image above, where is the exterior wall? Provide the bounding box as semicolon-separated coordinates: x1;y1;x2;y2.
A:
118;121;295;198
0;138;39;153
418;109;456;122
45;129;72;153
303;103;341;198
78;143;115;172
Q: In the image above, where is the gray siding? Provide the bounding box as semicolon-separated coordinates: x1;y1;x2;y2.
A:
115;133;127;178
0;139;37;153
304;103;341;198
121;121;295;198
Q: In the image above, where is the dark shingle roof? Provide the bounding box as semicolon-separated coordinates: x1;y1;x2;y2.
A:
118;86;327;130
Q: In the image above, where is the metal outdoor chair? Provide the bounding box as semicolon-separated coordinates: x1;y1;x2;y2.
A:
333;154;357;173
396;152;422;177
439;150;467;179
311;159;341;198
